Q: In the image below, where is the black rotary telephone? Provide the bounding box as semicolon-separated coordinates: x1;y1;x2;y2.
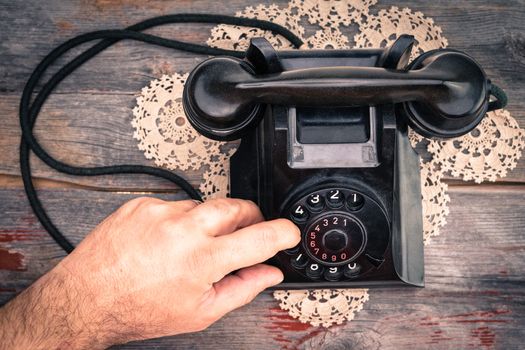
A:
20;15;506;289
182;36;505;289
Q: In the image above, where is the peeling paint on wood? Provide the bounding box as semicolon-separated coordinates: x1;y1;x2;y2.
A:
0;248;26;271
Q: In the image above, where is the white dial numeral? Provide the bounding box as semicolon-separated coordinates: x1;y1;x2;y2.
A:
330;190;340;200
294;206;304;215
310;194;320;203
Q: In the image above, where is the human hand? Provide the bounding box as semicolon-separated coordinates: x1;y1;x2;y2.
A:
0;197;300;349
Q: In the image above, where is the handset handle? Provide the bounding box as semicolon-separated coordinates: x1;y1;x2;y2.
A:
183;49;490;140
237;65;450;106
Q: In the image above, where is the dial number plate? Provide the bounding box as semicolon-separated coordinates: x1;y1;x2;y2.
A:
280;186;390;282
304;213;365;266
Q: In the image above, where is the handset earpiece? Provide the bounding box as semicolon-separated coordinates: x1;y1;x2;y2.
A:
401;49;489;138
183;40;491;141
183;57;265;141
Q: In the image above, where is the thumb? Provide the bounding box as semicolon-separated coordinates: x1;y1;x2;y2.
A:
209;264;283;317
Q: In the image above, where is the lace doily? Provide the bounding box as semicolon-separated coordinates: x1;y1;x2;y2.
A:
207;4;305;51
131;0;525;329
354;6;448;58
427;109;525;183
290;0;377;28
273;289;369;327
306;27;350;49
132;73;234;198
420;160;450;243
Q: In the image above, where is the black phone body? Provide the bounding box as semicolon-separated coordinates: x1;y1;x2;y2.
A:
229;47;424;289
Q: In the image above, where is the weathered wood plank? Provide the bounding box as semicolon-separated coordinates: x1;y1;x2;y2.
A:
1;0;524;93
1;0;524;187
0;185;523;349
1;0;524;186
0;91;524;189
0;93;209;190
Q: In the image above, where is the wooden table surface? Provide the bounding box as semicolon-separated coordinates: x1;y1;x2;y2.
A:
1;0;524;349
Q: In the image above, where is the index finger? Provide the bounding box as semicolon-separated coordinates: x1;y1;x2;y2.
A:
207;218;301;281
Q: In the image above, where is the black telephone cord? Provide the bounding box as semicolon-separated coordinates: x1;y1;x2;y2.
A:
19;14;303;253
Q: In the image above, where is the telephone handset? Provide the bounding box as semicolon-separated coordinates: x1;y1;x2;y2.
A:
182;36;506;289
184;36;494;141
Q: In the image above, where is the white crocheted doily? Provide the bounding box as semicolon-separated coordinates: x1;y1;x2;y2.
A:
131;0;525;329
131;73;235;199
273;289;369;327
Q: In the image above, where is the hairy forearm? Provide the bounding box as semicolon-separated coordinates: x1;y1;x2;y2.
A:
0;268;112;350
0;197;300;349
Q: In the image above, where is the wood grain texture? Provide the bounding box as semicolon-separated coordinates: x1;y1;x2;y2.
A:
0;0;524;349
0;186;523;349
0;0;524;186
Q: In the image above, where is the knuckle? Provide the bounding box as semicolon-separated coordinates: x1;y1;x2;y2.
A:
242;199;260;213
146;202;170;217
114;197;147;219
133;197;170;217
208;198;243;218
178;199;200;210
120;196;150;213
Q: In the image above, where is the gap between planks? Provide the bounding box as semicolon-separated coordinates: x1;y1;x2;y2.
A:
0;174;524;195
0;174;181;194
